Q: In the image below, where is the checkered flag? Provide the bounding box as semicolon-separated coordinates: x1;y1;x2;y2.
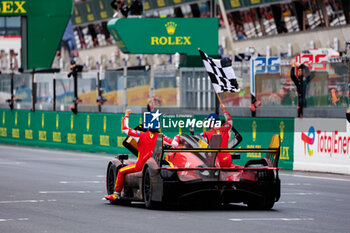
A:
199;49;240;93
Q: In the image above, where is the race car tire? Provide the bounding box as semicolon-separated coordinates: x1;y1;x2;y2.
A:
143;167;160;209
245;160;274;181
246;162;275;210
106;163;119;195
106;162;130;205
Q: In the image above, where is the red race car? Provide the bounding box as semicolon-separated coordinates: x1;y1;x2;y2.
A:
105;134;281;209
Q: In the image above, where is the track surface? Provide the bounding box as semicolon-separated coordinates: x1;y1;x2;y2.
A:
0;144;349;233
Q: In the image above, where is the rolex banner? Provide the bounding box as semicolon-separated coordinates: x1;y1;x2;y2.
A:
107;18;218;56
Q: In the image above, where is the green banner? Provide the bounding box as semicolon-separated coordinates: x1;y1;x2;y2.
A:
0;0;73;70
107;18;218;56
0;109;130;154
0;109;294;169
158;114;294;170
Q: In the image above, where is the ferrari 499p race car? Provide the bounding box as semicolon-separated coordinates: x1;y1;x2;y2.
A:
105;134;281;209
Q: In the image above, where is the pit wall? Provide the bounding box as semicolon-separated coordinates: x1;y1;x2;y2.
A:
3;109;349;174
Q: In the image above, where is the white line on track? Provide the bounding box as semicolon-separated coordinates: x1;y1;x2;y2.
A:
0;162;25;165
283;193;320;195
39;191;103;194
282;183;311;186
0;199;57;204
0;218;29;222
0;145;109;160
39;191;91;194
229;218;314;221
281;173;350;182
59;181;103;184
276;201;297;204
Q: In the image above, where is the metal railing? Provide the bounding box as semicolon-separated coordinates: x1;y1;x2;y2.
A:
0;63;348;114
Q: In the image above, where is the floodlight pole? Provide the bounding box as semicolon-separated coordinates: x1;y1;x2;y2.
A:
123;65;127;111
31;69;36;112
97;71;102;113
210;0;220;115
53;73;56;111
9;70;14;110
217;0;235;54
73;71;78;112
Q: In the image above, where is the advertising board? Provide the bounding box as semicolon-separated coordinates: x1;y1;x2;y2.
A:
107;18;218;56
294;118;350;174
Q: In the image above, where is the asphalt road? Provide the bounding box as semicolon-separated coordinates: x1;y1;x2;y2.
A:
0;144;350;233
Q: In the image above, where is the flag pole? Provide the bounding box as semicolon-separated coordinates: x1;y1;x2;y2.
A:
215;92;223;106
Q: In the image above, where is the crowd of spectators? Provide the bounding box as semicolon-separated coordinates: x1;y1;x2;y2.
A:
71;0;350;50
0;49;19;72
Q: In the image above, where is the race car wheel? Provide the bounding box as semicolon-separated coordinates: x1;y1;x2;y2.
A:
246;161;275;210
107;163;118;194
106;162;129;205
143;167;159;209
106;163;118;196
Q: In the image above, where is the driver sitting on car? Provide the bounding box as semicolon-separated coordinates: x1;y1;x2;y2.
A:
104;109;179;201
201;104;241;168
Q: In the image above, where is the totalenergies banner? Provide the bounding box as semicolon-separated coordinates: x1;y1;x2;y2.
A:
294;118;350;174
107;18;218;56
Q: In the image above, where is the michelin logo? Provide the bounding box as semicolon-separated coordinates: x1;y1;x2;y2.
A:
143;110;162;129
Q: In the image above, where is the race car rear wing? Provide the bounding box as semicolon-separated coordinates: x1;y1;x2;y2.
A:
152;134;281;168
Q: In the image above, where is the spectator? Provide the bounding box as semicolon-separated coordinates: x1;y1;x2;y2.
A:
278;21;288;34
331;88;340;106
9;49;18;71
290;60;312;118
147;96;162;112
236;25;247;40
57;20;79;60
237;30;246;40
0;50;8;71
129;0;143;15
250;94;261;117
111;0;129;18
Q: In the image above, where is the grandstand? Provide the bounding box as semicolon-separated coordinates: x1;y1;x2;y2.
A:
70;0;350;69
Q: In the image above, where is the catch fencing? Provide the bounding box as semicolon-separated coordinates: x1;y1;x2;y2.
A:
0;62;348;113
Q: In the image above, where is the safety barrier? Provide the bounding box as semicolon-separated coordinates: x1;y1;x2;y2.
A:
294;118;350;174
0;109;135;154
3;108;350;174
0;109;294;170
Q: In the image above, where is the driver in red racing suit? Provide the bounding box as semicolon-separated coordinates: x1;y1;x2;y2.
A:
104;109;179;201
202;104;234;168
